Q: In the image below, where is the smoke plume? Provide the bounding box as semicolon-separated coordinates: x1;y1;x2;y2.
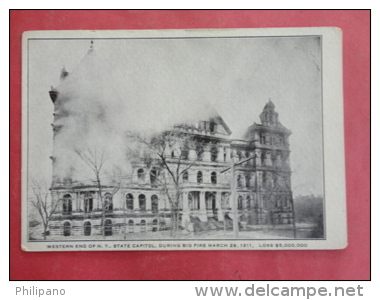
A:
52;48;217;183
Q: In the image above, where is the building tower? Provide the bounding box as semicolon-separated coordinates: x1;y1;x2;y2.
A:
244;100;294;226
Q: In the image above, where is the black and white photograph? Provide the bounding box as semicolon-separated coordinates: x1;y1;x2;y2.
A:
22;28;346;251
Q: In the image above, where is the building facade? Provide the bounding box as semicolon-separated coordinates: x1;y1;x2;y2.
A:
48;53;294;238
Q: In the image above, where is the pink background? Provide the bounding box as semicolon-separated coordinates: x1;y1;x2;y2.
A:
10;10;370;280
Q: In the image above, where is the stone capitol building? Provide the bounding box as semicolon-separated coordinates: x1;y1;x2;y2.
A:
47;47;295;238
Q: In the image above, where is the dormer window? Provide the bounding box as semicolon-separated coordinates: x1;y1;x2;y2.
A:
209;122;215;133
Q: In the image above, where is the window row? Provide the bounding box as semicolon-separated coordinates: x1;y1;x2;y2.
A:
62;219;159;236
125;194;159;212
137;168;159;185
61;193;160;213
61;192;113;214
259;134;285;146
170;145;229;162
237;195;260;210
186;192;260;210
194;171;217;184
136;169;220;185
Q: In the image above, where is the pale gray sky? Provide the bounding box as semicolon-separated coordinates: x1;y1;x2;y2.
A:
27;35;324;196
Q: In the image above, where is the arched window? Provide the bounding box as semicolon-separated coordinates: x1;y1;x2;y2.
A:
62;194;72;214
104;193;113;212
105;219;112;236
182;171;189;183
126;194;134;210
224;147;227;162
238;196;243;210
152;219;158;232
137;168;145;184
197;171;203;184
151;195;158;213
63;221;71;236
139;194;146;211
128;220;134;233
84;221;91;236
140;220;146;233
211;172;217;184
150;168;158;186
210;147;218;162
84;192;93;213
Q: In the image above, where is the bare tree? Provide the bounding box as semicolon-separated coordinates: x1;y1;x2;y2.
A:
30;179;60;240
74;146;122;238
128;128;200;237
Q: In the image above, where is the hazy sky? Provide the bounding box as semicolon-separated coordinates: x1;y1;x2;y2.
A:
27;35;324;196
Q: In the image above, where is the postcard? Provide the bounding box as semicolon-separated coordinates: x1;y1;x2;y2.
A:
22;27;346;251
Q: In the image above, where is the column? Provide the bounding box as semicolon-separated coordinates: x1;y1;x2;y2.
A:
79;193;84;211
189;147;197;161
181;191;190;225
165;195;171;211
255;149;261;166
226;147;231;162
253;132;260;147
257;171;263;190
182;191;189;211
230;148;237;161
276;153;282;168
203;145;211;162
217;146;224;162
263;151;270;166
133;192;139;211
51;192;59;212
132;168;138;184
200;191;206;210
159;195;166;211
203;170;210;184
146;192;152;212
248;151;254;166
188;169;195;184
96;191;101;209
251;173;256;190
216;191;223;221
76;192;79;211
199;191;207;221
